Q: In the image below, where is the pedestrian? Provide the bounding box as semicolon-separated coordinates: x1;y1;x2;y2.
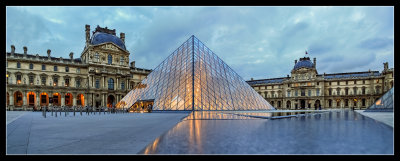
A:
319;104;321;110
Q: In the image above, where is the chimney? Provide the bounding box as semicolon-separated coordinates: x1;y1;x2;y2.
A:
70;52;74;60
23;46;27;55
130;61;135;68
383;62;388;71
47;49;51;59
85;24;90;46
120;32;125;43
313;57;316;68
11;45;15;55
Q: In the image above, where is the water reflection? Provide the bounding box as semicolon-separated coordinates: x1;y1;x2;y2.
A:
140;110;393;154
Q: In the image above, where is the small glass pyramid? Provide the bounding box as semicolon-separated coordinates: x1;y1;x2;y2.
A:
365;87;394;112
117;35;275;111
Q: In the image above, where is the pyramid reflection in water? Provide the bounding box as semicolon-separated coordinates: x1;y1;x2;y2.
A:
117;36;274;111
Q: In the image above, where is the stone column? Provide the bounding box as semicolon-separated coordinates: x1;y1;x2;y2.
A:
9;90;14;106
73;92;77;106
102;76;105;89
116;77;119;90
36;90;41;107
61;92;65;106
85;93;89;107
22;90;27;106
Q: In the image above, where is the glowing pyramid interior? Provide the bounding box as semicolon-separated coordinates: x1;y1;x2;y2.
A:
117;35;275;111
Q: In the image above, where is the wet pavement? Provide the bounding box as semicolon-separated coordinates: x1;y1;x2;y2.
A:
7;112;189;154
141;110;393;154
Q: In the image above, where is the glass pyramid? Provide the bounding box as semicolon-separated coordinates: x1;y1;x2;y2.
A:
117;35;275;111
365;87;394;112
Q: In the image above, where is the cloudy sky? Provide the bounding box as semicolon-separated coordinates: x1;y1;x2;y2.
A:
6;6;394;80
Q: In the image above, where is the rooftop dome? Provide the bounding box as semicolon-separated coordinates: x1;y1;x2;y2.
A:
90;32;126;50
294;57;314;70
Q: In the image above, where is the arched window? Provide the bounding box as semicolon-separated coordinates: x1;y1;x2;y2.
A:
108;78;114;90
108;54;112;65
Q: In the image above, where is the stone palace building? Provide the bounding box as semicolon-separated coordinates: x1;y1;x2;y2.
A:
6;25;151;111
246;55;394;110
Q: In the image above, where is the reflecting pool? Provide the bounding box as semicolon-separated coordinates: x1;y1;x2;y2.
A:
140;110;393;154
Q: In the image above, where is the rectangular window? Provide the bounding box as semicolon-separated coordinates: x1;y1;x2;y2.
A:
29;75;34;85
17;75;21;84
308;90;311;96
95;79;100;89
121;82;125;90
65;78;70;87
295;90;298;96
287;91;291;97
362;99;366;106
301;89;305;96
77;68;80;73
54;66;58;71
53;77;58;86
76;79;81;87
316;89;320;96
41;77;46;85
29;63;34;69
42;64;46;70
65;66;69;72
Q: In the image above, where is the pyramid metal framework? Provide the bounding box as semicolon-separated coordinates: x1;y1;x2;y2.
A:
365;87;394;112
117;36;275;111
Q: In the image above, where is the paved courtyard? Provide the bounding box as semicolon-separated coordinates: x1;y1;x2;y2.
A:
6;111;189;154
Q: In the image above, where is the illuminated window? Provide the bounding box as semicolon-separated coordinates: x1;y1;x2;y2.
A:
53;77;58;86
16;75;21;84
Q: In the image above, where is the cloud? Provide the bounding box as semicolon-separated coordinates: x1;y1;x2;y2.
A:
6;6;394;81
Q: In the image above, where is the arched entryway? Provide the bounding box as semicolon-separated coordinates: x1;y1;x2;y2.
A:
286;100;291;109
315;100;320;110
14;91;23;107
40;92;49;106
107;95;115;108
300;100;306;109
65;93;73;107
53;93;61;106
27;91;36;107
77;94;85;106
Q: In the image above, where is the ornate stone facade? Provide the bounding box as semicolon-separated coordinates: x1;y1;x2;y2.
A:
247;55;394;110
6;25;151;111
